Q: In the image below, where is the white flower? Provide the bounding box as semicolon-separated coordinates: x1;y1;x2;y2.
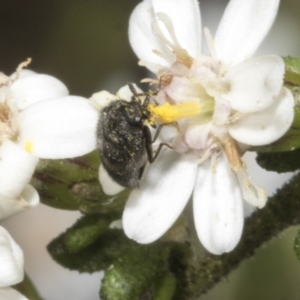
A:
0;226;28;300
116;0;295;255
0;61;98;220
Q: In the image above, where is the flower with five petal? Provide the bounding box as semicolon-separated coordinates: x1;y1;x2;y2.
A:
115;0;294;254
0;61;98;221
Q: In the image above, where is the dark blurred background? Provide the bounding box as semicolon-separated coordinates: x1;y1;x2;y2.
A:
1;0;300;299
0;0;146;96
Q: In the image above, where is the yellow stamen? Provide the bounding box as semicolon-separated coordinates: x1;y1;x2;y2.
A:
148;101;201;124
25;140;34;153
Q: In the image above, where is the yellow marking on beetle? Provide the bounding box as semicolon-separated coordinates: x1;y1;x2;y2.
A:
25;140;34;153
148;101;201;124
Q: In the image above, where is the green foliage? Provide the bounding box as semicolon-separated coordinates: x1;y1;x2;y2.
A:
284;57;300;86
32;151;130;214
47;214;194;299
256;147;300;173
153;273;177;300
100;243;170;300
48;215;123;272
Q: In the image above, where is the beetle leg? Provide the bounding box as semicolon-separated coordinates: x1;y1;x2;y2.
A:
143;125;173;164
152;142;173;163
143;126;154;163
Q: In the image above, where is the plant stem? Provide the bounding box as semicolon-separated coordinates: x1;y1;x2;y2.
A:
14;273;44;300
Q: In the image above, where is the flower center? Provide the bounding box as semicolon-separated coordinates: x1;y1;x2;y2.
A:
0;59;31;145
0;96;18;144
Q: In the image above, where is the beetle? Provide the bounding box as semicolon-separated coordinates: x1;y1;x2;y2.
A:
96;83;168;189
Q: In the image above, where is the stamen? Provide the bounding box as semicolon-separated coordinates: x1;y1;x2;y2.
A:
0;103;10;123
224;138;267;208
204;27;217;61
223;138;244;172
11;58;32;82
198;144;218;165
156;13;181;48
237;168;267;208
152;12;193;68
149;101;201;124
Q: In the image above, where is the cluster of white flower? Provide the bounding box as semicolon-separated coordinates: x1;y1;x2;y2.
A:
0;0;296;296
98;0;294;255
0;61;98;298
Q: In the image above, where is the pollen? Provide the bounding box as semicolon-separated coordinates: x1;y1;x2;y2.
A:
148;101;201;124
25;140;34;153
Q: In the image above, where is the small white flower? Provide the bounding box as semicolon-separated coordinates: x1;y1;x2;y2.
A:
0;226;28;300
0;60;98;220
117;0;294;254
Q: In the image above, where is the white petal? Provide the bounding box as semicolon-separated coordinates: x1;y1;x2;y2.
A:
151;0;202;59
0;140;38;199
10;69;36;79
0;288;28;300
224;55;284;113
0;185;39;221
129;0;172;73
166;76;208;103
215;0;280;66
229;88;294;146
123;150;197;244
89;91;118;111
193;153;244;255
185;123;213;150
10;74;69;110
99;165;125;196
129;0;201;73
0;227;24;287
18;96;98;159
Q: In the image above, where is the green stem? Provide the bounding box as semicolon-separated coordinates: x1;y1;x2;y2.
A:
14;273;44;300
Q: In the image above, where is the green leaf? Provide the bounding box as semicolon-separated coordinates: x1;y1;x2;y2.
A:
55;214;119;253
256;147;300;173
153;273;177;300
284;56;300;86
252;108;300;153
100;243;170;300
47;215;123;272
294;229;300;260
32;151;130;214
48;212;196;299
48;222;175;300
